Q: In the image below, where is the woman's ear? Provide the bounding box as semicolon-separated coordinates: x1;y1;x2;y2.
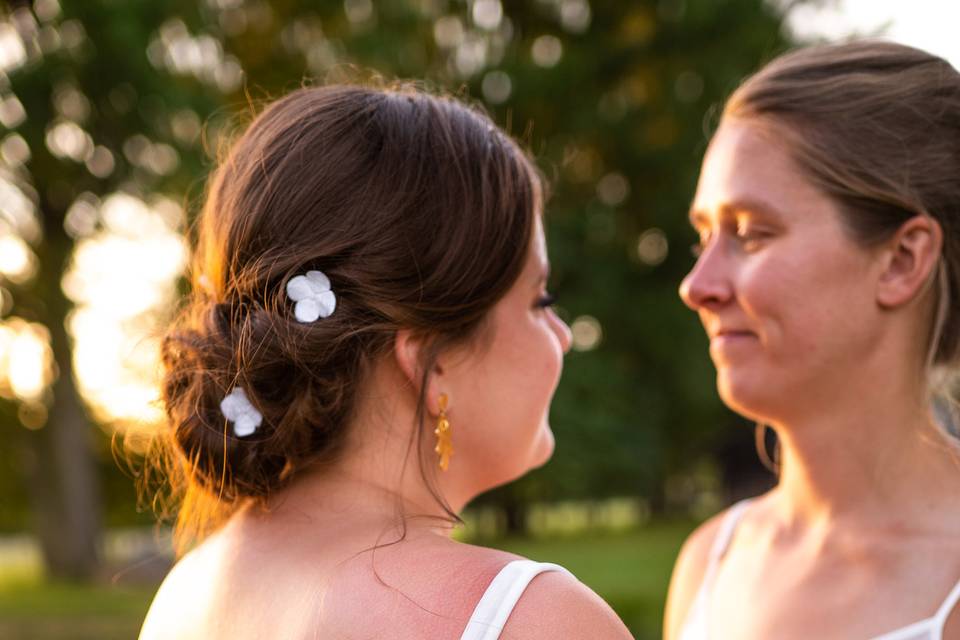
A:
393;329;446;415
393;328;422;387
876;215;943;308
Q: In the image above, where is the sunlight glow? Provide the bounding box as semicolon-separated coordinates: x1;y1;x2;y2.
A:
63;193;187;427
783;0;960;71
0;233;37;283
0;23;27;74
0;174;40;244
147;18;244;93
44;119;93;162
0;318;54;404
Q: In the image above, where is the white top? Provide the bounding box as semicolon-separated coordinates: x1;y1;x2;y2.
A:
459;560;572;640
680;499;960;640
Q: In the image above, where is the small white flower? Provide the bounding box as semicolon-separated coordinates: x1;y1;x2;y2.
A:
220;387;262;437
286;270;337;323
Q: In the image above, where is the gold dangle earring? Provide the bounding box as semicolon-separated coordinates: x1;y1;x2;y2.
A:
434;393;453;471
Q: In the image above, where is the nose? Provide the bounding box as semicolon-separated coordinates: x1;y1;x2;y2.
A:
550;310;573;355
679;244;732;311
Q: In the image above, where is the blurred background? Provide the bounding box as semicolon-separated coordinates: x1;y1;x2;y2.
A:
0;0;954;638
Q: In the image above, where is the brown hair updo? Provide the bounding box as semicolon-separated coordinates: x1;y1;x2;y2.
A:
723;41;960;370
151;84;541;550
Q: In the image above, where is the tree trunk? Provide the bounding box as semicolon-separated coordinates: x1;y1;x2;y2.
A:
22;200;103;581
502;495;527;536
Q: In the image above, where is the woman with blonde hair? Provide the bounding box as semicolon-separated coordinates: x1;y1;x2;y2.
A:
138;85;632;639
666;41;960;639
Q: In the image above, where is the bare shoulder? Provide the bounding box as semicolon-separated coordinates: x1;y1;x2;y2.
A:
498;568;632;639
138;541;220;640
330;534;629;638
321;534;525;636
138;553;195;640
662;505;742;640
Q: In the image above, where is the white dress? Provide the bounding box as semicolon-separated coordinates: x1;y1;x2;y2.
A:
459;560;571;640
680;499;960;640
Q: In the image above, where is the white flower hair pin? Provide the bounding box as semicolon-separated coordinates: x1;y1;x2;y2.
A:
286;270;337;323
220;387;262;437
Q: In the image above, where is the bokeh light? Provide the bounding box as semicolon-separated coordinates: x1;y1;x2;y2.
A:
531;35;563;68
571;315;603;351
481;69;512;103
0;233;37;284
596;172;630;207
636;228;669;266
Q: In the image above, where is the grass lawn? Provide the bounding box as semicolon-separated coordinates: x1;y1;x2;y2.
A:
496;520;696;639
0;565;157;640
0;519;695;639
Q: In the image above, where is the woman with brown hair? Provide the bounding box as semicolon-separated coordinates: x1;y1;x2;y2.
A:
666;41;960;639
137;85;632;639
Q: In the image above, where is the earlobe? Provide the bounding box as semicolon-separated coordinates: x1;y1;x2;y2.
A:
876;215;943;308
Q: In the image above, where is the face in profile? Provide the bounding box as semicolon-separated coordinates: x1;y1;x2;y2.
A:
442;216;572;494
679;119;884;422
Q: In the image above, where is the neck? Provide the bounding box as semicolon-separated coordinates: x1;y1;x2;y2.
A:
263;367;471;536
769;388;960;527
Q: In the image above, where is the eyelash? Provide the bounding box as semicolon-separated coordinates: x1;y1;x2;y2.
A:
536;292;558;309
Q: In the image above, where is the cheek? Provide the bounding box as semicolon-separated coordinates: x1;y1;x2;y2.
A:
492;319;563;410
738;243;877;361
463;316;564;446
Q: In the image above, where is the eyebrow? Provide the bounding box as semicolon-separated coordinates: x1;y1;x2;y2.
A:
688;197;787;227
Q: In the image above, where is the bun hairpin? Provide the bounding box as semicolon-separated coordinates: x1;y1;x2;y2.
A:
286;270;337;323
220;387;262;437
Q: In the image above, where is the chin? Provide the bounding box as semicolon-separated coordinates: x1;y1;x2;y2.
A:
461;425;555;509
717;369;771;422
491;424;555;490
528;423;555;470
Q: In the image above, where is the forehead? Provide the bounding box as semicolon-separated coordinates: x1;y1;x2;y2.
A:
527;215;547;264
692;119;828;222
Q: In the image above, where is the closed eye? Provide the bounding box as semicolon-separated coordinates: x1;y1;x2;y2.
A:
536;292;558;309
735;222;772;249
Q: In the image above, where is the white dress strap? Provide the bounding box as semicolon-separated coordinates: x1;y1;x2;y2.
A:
459;560;572;640
698;498;754;592
932;574;960;631
707;499;754;563
867;575;960;640
678;499;756;640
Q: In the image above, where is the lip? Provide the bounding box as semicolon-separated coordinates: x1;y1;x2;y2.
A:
706;325;757;340
711;329;755;339
709;330;757;349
